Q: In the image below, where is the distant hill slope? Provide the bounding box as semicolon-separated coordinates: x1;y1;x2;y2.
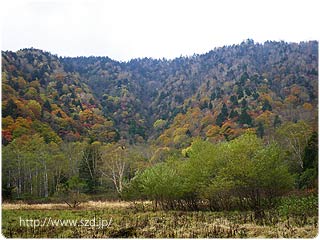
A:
2;40;318;145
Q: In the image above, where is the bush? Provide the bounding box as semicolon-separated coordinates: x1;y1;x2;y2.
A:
125;133;295;212
277;195;318;218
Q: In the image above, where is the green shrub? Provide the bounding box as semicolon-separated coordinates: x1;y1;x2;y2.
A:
278;195;318;218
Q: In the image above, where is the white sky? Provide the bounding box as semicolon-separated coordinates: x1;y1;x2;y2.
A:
1;0;319;61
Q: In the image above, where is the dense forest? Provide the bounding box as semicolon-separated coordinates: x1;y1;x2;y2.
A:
2;40;318;212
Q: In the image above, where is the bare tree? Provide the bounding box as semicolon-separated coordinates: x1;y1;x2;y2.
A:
100;144;128;194
276;121;312;170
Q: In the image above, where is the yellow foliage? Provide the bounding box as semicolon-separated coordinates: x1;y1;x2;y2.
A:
181;146;192;157
2;84;16;96
173;113;185;126
27;100;42;119
12;117;32;131
173;134;188;147
206;125;220;137
17;77;27;89
256;110;274;127
303;103;313;111
107;131;117;139
52;109;68;119
153;119;167;129
158;134;171;146
220;121;236;136
2;116;14;129
50;103;59;110
104;120;114;128
201;114;214;127
259;93;272;103
121;111;129;118
29;80;40;89
245;128;256;135
151;147;171;162
173;127;188;137
79;109;93;122
191;107;201;118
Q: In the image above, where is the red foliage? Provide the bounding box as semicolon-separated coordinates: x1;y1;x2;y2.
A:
2;129;13;143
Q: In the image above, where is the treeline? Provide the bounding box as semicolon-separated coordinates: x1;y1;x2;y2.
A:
123;130;318;214
2;136;151;201
3;118;315;206
2;121;317;205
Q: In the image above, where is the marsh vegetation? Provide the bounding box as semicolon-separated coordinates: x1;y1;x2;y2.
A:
2;195;318;238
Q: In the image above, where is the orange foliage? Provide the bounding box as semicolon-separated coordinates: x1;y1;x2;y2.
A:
285;95;299;104
206;125;220;137
303;103;313;111
259;93;272;103
290;85;301;96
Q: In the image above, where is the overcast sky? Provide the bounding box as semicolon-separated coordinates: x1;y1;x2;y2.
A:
1;0;319;61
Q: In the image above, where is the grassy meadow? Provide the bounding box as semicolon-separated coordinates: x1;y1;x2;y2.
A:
2;199;318;238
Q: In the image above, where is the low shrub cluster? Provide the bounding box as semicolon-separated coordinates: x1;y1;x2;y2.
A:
123;133;296;216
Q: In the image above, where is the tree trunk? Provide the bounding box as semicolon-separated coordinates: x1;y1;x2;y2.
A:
29;170;33;195
43;163;49;198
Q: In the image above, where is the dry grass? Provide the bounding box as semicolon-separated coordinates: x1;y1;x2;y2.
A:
238;222;318;238
2;201;317;238
1;200;140;210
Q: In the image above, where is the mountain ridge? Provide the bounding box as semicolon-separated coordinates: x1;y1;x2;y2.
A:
2;40;318;145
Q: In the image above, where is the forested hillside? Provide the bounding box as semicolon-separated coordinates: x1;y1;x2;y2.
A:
2;40;318;202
